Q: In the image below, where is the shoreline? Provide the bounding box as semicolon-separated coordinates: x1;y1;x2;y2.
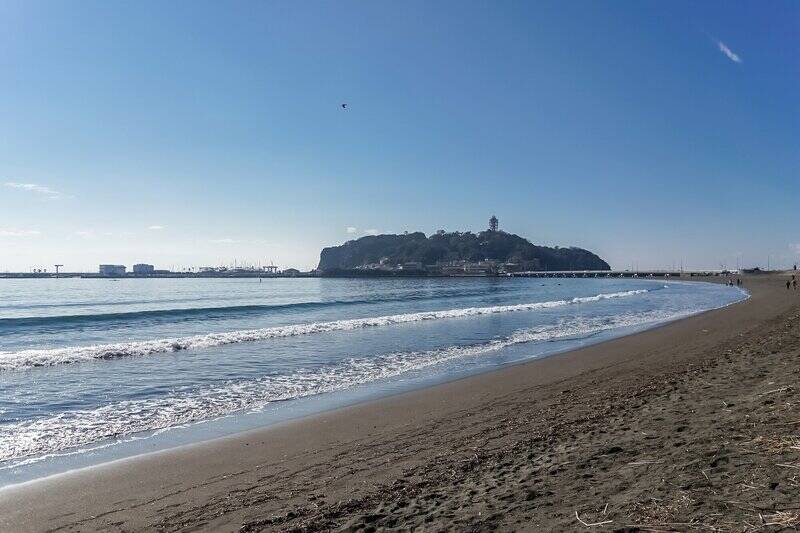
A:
1;274;797;531
0;279;740;487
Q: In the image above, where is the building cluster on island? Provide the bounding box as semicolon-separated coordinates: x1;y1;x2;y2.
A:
351;258;534;276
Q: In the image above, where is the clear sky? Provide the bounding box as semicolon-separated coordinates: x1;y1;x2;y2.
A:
0;0;797;272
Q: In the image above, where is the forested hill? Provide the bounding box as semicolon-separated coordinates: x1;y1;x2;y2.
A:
317;231;610;272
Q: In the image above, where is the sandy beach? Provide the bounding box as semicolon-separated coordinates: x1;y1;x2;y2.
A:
1;274;798;532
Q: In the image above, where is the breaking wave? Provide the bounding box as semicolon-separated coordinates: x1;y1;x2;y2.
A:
0;306;678;464
0;289;648;371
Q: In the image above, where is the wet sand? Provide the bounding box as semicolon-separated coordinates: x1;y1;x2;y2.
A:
1;274;798;532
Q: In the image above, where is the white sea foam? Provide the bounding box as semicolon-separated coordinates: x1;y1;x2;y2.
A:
0;289;648;371
0;306;679;465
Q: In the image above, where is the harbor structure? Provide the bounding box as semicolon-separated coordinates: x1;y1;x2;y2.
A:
98;264;126;276
133;264;155;275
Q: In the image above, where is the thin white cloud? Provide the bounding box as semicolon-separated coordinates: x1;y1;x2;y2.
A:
210;238;237;244
4;182;62;198
147;225;165;230
0;229;41;237
717;41;741;63
364;228;380;235
346;226;357;234
74;230;94;238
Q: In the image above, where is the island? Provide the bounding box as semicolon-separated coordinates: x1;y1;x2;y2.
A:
318;217;610;277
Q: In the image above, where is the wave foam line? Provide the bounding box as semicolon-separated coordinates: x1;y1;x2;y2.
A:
0;289;647;371
0;307;672;464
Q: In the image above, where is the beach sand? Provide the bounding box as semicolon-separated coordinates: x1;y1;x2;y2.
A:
1;274;798;531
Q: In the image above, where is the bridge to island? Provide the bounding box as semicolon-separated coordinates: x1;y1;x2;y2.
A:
509;270;685;278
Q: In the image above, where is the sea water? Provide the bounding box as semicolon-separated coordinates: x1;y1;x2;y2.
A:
0;277;746;486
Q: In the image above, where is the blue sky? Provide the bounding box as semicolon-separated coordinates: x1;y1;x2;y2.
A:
0;0;797;271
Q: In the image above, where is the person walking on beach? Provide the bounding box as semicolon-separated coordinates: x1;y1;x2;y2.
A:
787;280;792;290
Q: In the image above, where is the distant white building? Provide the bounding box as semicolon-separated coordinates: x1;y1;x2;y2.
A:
99;264;126;276
133;264;155;275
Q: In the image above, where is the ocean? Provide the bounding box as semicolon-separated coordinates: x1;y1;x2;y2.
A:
0;276;746;487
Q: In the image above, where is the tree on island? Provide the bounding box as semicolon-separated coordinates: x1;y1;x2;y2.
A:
489;215;499;232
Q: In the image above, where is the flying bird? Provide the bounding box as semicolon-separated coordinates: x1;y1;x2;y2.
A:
341;103;348;109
